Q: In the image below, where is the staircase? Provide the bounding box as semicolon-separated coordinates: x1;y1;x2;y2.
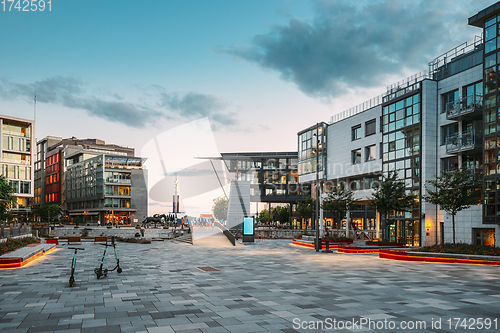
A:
172;232;193;245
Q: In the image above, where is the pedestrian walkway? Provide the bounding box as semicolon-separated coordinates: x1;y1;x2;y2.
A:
192;226;236;248
0;240;499;332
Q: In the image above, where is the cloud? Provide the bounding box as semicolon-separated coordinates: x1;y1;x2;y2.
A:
0;76;238;129
222;0;490;98
160;92;238;126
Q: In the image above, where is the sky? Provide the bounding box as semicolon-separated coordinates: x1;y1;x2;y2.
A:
0;0;493;216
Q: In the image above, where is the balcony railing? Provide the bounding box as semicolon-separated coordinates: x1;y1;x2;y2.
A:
446;94;482;120
446;132;482;154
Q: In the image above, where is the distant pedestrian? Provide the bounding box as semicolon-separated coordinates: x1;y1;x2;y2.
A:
97;220;101;227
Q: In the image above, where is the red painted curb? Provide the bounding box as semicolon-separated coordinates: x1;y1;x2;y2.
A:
379;249;500;266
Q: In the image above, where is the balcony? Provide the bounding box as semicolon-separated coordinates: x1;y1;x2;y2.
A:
446;132;482;154
446;94;482;120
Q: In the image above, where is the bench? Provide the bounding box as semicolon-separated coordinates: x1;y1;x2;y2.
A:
67;236;82;244
94;236;107;244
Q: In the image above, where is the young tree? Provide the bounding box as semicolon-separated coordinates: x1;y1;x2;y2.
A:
370;171;416;240
212;197;228;221
296;197;315;229
257;209;270;224
321;187;355;231
274;205;290;225
0;176;15;221
32;204;60;222
422;167;481;244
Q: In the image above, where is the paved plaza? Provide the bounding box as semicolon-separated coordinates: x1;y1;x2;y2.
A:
1;237;500;333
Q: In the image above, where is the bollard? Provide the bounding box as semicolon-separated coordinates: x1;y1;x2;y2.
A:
1;222;3;238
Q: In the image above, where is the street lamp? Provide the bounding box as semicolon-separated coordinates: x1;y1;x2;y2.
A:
313;124;322;252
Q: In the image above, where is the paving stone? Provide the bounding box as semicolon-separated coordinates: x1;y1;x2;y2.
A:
1;239;500;333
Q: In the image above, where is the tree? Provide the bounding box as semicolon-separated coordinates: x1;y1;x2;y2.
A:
274;205;290;225
296;197;315;229
212;197;228;221
422;166;481;244
32;204;60;222
370;171;416;240
257;209;270;224
321;187;355;231
0;176;15;221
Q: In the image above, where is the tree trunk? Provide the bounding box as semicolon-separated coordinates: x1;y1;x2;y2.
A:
452;214;455;244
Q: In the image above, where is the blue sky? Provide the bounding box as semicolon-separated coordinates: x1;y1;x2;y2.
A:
0;0;493;215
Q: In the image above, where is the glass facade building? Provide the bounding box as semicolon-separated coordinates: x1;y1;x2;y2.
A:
221;152;306;203
65;153;147;225
381;84;421;245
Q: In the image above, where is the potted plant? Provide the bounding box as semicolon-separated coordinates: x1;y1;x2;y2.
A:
106;223;112;229
135;224;141;229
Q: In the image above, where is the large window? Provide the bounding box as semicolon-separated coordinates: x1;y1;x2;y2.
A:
441;123;458;145
352;149;361;164
365;145;376;161
442;90;459;113
442;157;458;172
351;125;361;141
463;81;483;108
365;119;376;136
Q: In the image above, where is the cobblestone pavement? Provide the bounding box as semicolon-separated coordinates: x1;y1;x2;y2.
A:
1;239;500;333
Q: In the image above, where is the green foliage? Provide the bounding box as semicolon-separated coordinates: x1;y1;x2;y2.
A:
422;167;482;244
257;209;270;224
370;171;416;238
417;243;499;256
296;197;315;220
212;197;228;221
274;205;290;224
321;187;355;230
0;237;39;256
0;176;15;220
296;197;315;228
32;204;60;222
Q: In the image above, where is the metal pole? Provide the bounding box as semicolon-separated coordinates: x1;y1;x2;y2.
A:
315;124;320;252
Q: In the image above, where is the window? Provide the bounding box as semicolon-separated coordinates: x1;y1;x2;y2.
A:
365;145;376;161
352;149;361;164
441;123;458;145
364;177;374;189
365;119;376;136
441;157;458;172
442;90;458;114
463;81;483;107
351;125;361;141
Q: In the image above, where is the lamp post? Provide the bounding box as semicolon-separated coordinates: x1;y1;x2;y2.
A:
313;124;321;252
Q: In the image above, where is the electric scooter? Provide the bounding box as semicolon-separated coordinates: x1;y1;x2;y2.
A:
68;247;85;287
108;236;122;274
94;236;122;279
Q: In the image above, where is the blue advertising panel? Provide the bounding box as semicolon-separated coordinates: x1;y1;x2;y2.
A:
243;217;254;235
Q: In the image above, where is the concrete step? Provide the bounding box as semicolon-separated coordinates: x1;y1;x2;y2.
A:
173;233;193;245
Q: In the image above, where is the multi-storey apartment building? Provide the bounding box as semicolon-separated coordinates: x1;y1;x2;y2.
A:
64;150;148;225
298;3;500;247
34;137;135;209
0;115;34;221
34;136;147;225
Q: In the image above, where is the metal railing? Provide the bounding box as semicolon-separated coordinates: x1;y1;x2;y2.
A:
445;94;483;119
445;131;482;154
429;35;483;73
